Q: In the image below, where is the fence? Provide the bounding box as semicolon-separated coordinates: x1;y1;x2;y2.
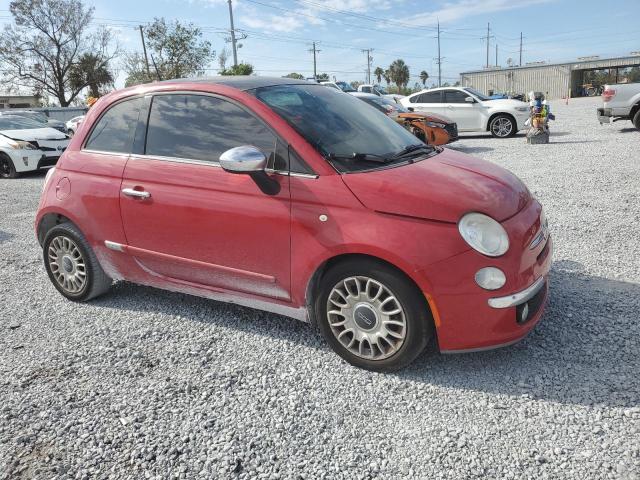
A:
9;106;88;122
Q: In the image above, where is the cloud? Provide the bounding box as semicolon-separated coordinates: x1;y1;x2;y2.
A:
407;0;552;26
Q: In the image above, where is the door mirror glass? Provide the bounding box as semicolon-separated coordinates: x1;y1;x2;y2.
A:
407;107;415;112
465;96;475;103
219;145;267;173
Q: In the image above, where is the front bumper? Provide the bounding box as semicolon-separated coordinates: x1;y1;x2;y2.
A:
420;200;553;352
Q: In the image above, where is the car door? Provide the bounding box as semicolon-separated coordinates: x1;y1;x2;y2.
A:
407;90;446;118
443;89;483;131
119;93;291;300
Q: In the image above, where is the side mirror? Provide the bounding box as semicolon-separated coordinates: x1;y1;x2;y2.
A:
219;146;280;195
465;96;475;103
408;107;415;112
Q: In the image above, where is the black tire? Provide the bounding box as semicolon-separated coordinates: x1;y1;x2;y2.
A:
489;114;517;138
43;223;112;301
633;109;640;131
0;153;18;179
314;258;433;372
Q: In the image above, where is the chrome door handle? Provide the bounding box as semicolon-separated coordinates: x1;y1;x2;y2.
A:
122;188;151;199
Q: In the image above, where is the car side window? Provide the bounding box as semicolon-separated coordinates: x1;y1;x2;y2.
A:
444;90;471;103
84;97;143;153
411;91;441;103
145;94;276;163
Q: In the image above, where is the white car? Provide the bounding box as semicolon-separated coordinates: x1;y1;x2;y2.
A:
66;115;85;136
401;87;530;138
358;84;405;103
0;116;69;179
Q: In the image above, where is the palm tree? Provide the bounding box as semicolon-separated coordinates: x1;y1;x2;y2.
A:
389;59;410;92
373;67;384;85
419;70;429;87
383;69;391;87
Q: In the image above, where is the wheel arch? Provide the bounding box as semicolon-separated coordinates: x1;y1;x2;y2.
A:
485;111;517;132
304;252;435;329
37;212;81;246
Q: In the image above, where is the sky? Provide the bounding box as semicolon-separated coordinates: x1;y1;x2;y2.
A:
2;0;640;89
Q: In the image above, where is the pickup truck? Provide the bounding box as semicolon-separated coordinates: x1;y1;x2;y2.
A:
597;83;640;130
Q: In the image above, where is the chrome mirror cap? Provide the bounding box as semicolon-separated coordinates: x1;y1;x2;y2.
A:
219;146;267;173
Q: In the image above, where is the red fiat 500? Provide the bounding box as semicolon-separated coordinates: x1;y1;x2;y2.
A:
35;77;552;371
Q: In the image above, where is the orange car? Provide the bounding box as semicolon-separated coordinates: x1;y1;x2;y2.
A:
354;93;458;145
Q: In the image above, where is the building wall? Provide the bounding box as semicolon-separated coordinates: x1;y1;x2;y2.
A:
0;95;39;109
460;65;571;99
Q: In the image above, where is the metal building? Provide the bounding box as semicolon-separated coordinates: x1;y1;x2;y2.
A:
460;55;640;99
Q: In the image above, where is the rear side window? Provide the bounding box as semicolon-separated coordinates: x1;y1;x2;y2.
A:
411;91;442;103
84;97;142;153
145;94;276;163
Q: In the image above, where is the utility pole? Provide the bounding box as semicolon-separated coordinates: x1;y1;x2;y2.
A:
309;42;320;80
362;49;372;84
496;44;498;67
519;32;523;66
227;0;238;67
486;22;490;68
138;25;151;78
437;20;442;87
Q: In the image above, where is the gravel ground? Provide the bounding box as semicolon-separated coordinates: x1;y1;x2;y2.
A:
1;96;639;479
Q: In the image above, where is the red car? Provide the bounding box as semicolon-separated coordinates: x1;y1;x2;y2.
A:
36;77;552;372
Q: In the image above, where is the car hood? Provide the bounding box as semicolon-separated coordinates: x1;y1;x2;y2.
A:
342;148;531;223
0;127;68;141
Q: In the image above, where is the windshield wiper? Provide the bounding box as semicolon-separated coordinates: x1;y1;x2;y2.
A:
327;152;390;164
390;143;434;160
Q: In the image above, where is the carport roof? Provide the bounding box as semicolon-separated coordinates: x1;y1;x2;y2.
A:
461;55;640;75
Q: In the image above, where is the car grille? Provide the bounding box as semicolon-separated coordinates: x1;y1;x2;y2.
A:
445;123;458;140
515;280;546;325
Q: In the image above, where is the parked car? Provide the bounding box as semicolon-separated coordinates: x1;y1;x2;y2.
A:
0;110;68;134
401;87;530;138
597;83;640;130
321;81;356;93
66;115;85;136
36;77;551;371
352;92;457;145
0;115;69;179
357;84;405;103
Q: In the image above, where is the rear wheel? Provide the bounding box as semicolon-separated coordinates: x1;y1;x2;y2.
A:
315;258;433;372
489;114;516;138
0;153;18;179
43;223;112;301
633;109;640;131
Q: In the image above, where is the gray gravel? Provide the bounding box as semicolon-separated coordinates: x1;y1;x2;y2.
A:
1;96;639;479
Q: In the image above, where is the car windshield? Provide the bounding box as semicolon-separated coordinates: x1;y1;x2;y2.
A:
0;116;46;130
335;81;356;93
463;87;490;101
250;84;434;173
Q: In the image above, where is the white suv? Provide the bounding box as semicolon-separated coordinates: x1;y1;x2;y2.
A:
401;87;530;138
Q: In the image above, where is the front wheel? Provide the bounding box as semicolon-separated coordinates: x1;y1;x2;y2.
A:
633;110;640;131
315;258;433;372
43;223;112;301
489;115;516;138
0;153;18;179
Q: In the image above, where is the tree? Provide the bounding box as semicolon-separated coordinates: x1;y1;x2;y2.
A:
419;70;429;87
389;59;410;92
220;63;254;76
0;0;117;106
218;48;229;72
69;53;114;98
350;81;362;90
316;73;330;82
374;67;384;85
283;72;304;79
383;69;391;87
125;18;215;86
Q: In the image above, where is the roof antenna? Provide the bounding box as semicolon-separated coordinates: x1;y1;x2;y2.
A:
150;53;163;81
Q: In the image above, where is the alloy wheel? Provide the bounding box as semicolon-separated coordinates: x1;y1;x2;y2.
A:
492;117;514;137
47;235;87;294
327;276;407;360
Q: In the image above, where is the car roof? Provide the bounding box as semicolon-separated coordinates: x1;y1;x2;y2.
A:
350;92;379;99
162;76;314;91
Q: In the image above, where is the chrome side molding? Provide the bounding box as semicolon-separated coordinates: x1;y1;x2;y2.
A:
104;241;125;252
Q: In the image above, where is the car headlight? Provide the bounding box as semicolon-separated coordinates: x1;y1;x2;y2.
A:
7;140;37;150
515;106;529;112
425;121;447;128
458;212;510;257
